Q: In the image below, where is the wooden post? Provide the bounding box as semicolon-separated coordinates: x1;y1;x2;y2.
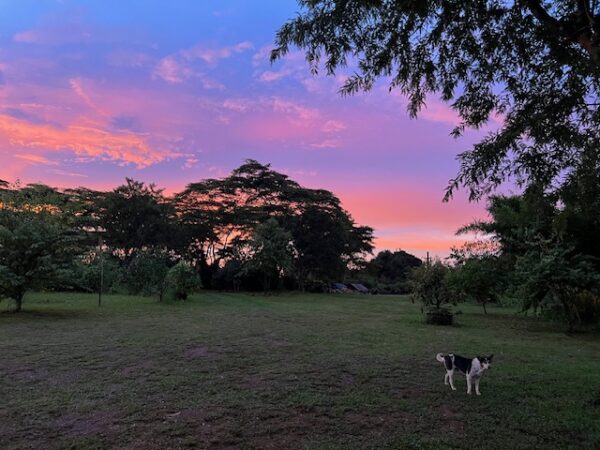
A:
98;235;104;307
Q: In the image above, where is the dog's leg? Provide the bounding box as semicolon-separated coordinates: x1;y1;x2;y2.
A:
444;372;449;385
466;375;472;395
475;378;481;396
448;370;457;390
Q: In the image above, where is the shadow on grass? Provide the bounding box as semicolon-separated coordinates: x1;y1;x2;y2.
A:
0;308;90;321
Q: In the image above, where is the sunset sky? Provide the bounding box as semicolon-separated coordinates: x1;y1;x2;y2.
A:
0;0;497;258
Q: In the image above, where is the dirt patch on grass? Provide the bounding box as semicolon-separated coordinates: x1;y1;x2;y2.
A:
53;410;122;437
438;403;465;433
184;345;223;360
121;360;154;376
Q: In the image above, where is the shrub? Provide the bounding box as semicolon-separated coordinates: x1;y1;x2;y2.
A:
425;306;454;325
166;261;200;300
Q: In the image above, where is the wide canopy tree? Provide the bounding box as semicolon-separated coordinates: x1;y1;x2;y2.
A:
272;1;600;200
0;184;82;311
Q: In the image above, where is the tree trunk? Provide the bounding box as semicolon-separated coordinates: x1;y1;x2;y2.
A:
15;292;24;312
482;301;487;315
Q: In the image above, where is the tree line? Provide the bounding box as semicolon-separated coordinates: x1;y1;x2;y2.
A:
0;160;379;310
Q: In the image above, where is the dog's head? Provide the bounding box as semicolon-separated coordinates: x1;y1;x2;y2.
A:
478;354;494;370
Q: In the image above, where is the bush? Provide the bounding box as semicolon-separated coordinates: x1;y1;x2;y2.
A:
75;256;123;294
166;261;200;300
125;250;171;299
425;306;454;325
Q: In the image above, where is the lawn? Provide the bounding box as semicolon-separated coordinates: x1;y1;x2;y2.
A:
1;292;599;449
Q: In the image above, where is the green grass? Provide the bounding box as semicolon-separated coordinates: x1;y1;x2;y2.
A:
1;292;599;449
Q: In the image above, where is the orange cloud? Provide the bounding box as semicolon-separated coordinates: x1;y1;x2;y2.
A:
0;114;177;168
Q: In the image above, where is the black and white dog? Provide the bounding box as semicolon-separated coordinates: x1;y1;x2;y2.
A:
436;353;493;395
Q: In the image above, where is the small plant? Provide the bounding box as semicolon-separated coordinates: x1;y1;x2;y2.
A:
165;261;200;300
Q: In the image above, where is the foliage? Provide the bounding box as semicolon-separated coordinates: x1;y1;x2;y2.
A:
75;254;123;294
409;261;453;312
177;160;373;288
510;243;600;331
447;256;504;314
165;261;200;300
367;250;422;287
0;184;82;311
459;174;600;328
124;249;173;301
99;178;175;255
243;218;294;292
273;1;600;201
291;206;373;289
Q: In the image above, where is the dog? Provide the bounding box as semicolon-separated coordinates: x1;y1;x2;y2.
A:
436;353;493;395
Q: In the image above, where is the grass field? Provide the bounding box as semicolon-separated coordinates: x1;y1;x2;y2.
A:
1;292;599;449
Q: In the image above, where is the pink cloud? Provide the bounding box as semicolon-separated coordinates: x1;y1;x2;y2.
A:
69;78;108;117
0;114;178;168
259;70;290;82
153;56;193;84
310;139;341;149
13;26;93;45
182;41;254;65
321;120;346;133
14;153;59;166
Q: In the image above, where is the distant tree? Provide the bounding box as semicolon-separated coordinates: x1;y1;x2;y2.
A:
125;249;173;301
273;1;600;201
177;160;373;287
292;206;373;290
99;179;174;256
166;261;200;301
244;218;294;293
369;250;422;282
447;256;502;314
0;184;81;311
75;254;123;295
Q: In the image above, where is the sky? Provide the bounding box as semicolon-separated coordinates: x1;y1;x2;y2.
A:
0;0;495;258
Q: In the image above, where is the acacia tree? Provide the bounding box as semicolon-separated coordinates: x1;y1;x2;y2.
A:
177;160;373;288
273;1;600;200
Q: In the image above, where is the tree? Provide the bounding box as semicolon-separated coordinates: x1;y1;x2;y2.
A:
176;160;373;288
409;260;454;324
244;218;294;293
125;249;173;301
0;185;81;311
409;261;453;311
459;183;600;327
447;256;503;314
99;179;174;256
369;250;422;282
273;1;600;201
510;243;600;331
165;261;200;301
291;206;373;290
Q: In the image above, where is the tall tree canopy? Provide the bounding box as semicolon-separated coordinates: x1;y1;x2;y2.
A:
272;1;600;200
176;160;373;287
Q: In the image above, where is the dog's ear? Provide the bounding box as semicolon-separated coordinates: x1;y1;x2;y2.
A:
488;354;494;361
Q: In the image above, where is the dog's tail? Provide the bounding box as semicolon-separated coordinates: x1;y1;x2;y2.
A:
436;353;445;363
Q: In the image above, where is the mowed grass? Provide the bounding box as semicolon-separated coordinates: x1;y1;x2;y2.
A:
1;293;599;450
